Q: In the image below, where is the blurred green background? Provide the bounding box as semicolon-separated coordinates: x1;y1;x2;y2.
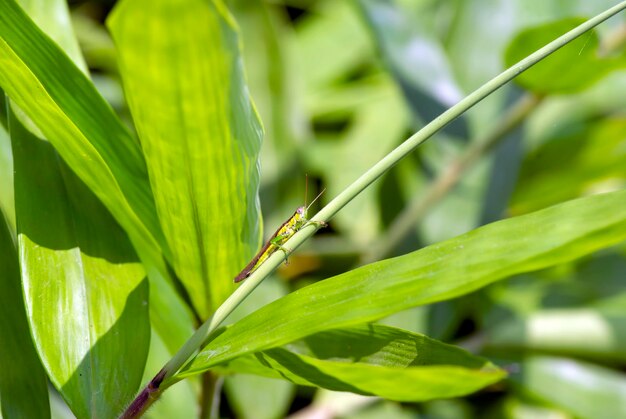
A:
2;0;626;418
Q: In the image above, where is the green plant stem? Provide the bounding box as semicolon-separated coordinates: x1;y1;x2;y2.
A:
199;373;223;419
361;93;544;265
121;3;626;417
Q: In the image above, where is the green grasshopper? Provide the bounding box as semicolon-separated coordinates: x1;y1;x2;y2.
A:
234;185;326;283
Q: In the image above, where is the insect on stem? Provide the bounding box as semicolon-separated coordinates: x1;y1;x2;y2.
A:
234;179;326;283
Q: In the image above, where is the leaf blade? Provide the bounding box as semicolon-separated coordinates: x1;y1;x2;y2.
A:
184;190;626;375
11;108;150;418
108;0;263;316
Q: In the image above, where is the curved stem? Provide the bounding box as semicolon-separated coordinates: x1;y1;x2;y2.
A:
361;93;543;265
120;3;626;417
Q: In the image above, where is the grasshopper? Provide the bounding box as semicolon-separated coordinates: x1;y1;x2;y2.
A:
234;184;326;283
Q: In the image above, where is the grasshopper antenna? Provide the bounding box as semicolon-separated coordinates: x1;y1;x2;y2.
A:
305;173;309;208
306;187;325;212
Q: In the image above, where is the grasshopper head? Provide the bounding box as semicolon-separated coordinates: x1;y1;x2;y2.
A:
296;206;307;218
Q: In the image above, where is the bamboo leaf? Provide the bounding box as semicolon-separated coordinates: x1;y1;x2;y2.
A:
108;0;263;317
182;190;626;376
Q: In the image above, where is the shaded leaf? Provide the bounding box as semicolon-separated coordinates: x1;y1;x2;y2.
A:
0;0;167;265
0;121;14;229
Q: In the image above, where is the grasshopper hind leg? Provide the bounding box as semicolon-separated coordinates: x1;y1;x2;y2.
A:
270;236;293;265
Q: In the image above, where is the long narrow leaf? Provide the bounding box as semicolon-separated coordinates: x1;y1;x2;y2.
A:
182;190;626;376
108;0;263;317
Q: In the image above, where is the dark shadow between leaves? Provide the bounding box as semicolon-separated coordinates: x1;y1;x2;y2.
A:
12;125;137;264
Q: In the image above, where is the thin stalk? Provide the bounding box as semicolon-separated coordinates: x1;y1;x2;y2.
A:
199;373;223;419
121;3;626;417
361;93;544;265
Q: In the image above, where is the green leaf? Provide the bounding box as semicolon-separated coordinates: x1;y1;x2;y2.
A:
504;18;625;94
520;356;626;418
183;190;626;375
0;203;49;419
0;0;194;356
0;0;172;297
108;0;263;316
10;109;149;418
212;325;505;401
229;0;299;187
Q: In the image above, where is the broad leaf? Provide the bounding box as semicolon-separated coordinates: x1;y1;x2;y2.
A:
210;325;505;401
0;0;167;267
0;0;194;356
11;107;150;418
183;190;626;376
108;0;263;316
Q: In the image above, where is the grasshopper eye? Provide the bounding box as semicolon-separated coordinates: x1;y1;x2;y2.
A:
297;206;306;215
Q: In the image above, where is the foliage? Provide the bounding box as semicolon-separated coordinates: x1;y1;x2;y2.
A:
1;0;626;418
